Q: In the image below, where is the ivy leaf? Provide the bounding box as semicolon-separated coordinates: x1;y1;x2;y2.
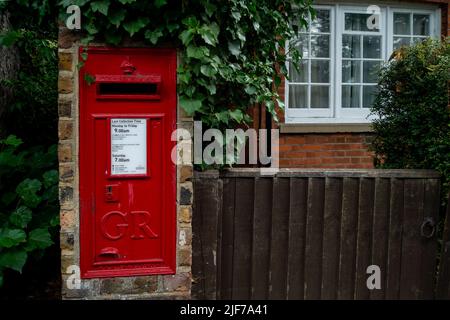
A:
26;228;53;251
200;65;217;77
179;97;203;116
108;9;126;28
154;0;167;8
204;83;216;95
179;29;194;46
0;228;26;248
118;0;136;3
187;46;208;59
215;111;229;124
145;29;164;45
2;135;23;147
50;215;60;227
0;249;27;273
16;179;42;209
9;207;32;229
228;40;241;56
199;23;219;46
123;17;150;36
84;73;96;85
244;85;257;95
91;1;109;16
229;109;244;123
85;20;99;35
231;11;241;21
43;170;58;188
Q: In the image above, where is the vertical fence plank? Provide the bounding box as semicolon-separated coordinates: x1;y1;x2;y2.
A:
268;178;290;299
287;178;308;300
399;179;424;299
192;178;205;299
337;177;359;299
304;178;325;299
321;177;343;299
192;177;220;299
220;177;236;299
421;179;440;299
232;178;254;299
436;194;450;299
355;178;375;300
370;178;390;300
251;177;272;299
385;178;404;299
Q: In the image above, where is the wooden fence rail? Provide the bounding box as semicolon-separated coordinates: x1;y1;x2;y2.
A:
192;169;448;300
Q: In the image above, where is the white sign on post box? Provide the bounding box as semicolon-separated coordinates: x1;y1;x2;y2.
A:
111;118;147;175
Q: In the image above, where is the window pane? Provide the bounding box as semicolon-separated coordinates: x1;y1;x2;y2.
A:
363;36;381;58
413;14;430;36
311;86;329;108
311;60;329;83
363;61;381;83
288;85;307;108
394;13;411;35
363;86;377;108
393;36;411;50
311;10;330;33
342;60;361;83
342;35;361;58
310;35;330;57
291;34;309;58
345;13;379;32
289;60;308;83
342;86;360;108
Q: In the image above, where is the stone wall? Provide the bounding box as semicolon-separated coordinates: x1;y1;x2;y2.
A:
57;26;193;299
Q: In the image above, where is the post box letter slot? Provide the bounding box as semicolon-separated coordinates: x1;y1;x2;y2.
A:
98;83;158;95
95;74;162;101
98;247;120;259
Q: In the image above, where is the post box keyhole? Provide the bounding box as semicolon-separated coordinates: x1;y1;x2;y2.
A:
105;184;120;203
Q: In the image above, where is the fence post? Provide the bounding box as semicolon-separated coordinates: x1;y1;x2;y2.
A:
436;194;450;299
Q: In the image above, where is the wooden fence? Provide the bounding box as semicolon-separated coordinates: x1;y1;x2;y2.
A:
192;169;450;300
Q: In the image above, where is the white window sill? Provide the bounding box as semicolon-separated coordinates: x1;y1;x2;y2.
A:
279;122;374;133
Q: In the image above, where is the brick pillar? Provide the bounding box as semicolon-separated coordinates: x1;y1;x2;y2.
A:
57;26;193;299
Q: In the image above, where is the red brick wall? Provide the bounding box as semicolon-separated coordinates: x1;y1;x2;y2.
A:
271;0;449;169
279;134;374;169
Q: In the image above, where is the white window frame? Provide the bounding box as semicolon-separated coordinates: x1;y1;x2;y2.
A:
285;5;335;119
285;2;441;124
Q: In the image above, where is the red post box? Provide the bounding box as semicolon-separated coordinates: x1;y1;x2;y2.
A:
79;48;177;278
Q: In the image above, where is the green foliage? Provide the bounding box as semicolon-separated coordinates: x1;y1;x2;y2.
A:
0;136;59;283
0;28;58;146
0;1;59;288
371;39;450;190
58;0;313;167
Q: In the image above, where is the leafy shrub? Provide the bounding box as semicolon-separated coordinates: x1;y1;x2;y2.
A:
0;135;59;286
371;38;450;190
0;1;59;289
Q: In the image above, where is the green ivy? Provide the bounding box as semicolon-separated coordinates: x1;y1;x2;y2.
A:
58;0;313;166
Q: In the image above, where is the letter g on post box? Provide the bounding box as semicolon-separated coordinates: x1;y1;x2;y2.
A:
79;48;177;278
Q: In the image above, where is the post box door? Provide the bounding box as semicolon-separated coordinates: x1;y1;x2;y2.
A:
79;48;176;278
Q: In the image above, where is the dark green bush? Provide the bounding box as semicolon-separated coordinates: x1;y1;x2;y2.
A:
371;38;450;190
0;1;59;288
0;136;59;286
